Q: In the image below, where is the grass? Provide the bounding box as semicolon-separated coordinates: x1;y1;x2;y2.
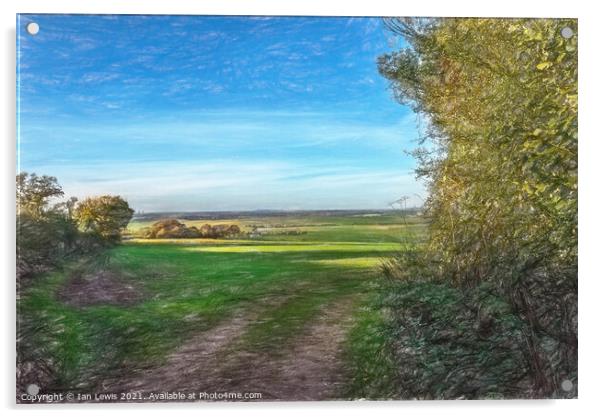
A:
343;305;402;399
370;279;530;399
18;213;427;395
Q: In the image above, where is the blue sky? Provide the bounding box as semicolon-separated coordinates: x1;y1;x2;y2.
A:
17;14;424;211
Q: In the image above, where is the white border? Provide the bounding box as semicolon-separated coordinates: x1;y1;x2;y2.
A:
2;1;600;417
2;0;585;17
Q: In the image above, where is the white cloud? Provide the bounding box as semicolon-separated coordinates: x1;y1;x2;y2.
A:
35;159;424;212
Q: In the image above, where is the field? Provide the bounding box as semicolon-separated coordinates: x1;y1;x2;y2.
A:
18;212;425;401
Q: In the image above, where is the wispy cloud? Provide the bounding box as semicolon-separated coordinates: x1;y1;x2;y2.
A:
36;160;424;211
19;109;420;157
17;15;417;211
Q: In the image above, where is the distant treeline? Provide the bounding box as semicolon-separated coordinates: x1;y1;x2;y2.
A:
139;219;241;239
133;208;422;222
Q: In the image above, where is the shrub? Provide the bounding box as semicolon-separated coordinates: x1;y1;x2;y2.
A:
73;196;134;242
199;223;241;239
378;18;577;397
141;220;241;239
16;173;135;282
142;219;200;239
17;212;77;279
378;280;533;399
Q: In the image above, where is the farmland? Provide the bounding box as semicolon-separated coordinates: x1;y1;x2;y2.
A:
18;211;425;401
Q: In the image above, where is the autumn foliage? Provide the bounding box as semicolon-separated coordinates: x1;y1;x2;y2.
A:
378;18;577;397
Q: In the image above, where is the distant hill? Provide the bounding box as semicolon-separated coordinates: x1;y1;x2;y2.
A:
133;208;422;222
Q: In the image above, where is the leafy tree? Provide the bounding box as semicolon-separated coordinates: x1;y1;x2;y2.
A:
379;18;577;396
53;196;79;220
141;219;201;239
16;173;79;278
140;220;241;239
16;173;64;219
74;195;134;242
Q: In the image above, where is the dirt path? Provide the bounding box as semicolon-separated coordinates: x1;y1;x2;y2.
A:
101;298;357;401
101;312;255;394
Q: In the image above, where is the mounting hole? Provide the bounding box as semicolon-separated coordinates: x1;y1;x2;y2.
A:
26;383;40;396
26;22;39;36
561;27;573;39
561;379;573;392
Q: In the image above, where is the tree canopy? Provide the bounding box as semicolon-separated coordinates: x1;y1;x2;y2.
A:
378;18;577;396
17;173;136;279
16;173;64;219
379;17;577;283
73;195;135;242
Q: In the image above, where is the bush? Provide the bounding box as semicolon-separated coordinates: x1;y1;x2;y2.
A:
16;173;134;282
378;18;577;397
141;220;241;239
73;195;134;242
141;219;200;239
198;223;240;238
17;212;77;279
378;280;534;399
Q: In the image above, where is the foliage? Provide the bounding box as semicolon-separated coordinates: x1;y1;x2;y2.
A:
140;219;200;239
16;172;64;219
378;18;577;397
17;175;137;394
139;219;241;239
16;173;134;279
376;279;552;399
17;211;79;279
17;173;76;278
18;214;401;393
74;195;135;242
343;302;402;399
208;223;241;238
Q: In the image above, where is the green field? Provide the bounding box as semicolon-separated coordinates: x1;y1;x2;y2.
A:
19;213;425;400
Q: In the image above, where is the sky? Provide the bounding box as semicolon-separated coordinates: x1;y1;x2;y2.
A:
17;14;424;212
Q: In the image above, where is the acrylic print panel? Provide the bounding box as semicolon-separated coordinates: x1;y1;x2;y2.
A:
16;14;577;402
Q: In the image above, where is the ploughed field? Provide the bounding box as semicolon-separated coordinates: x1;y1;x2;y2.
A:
18;213;425;401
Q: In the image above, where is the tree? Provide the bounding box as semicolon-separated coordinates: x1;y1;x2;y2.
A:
16;173;78;278
16;173;64;219
142;219;201;239
379;18;577;280
74;195;134;242
16;174;135;280
199;224;213;238
140;220;241;239
379;18;577;396
53;196;79;220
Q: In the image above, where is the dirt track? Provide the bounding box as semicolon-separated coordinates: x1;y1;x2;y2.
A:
101;298;356;401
